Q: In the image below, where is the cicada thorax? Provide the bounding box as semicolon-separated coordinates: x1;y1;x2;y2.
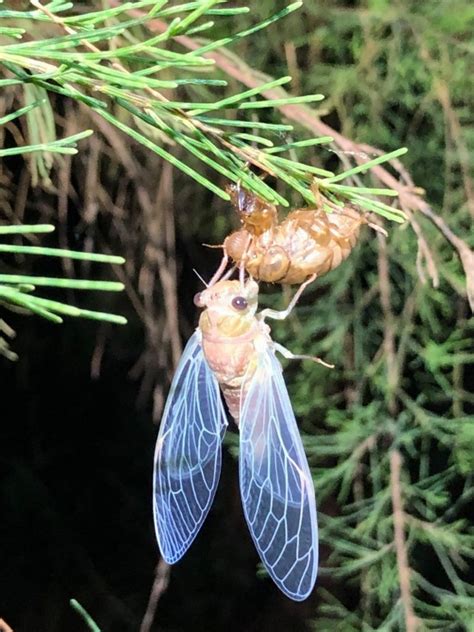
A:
224;188;366;284
197;279;264;422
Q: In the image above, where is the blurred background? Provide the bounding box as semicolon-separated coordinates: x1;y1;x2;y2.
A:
1;1;473;630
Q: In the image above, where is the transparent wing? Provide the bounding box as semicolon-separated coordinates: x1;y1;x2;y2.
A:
239;348;318;601
153;331;227;564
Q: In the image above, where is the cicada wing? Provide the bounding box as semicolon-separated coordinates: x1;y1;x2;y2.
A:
153;331;227;564
239;349;318;601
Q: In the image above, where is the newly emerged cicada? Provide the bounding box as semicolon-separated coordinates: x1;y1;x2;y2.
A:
153;277;327;601
223;184;368;284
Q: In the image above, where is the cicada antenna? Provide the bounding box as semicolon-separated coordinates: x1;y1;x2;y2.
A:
192;269;209;288
239;263;247;291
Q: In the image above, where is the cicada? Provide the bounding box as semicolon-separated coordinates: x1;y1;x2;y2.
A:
153;277;325;601
222;184;369;284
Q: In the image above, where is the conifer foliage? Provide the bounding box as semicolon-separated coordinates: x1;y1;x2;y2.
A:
1;2;472;631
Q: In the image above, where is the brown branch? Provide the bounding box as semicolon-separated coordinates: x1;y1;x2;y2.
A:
152;162;182;370
377;229;420;629
390;450;420;632
377;232;398;413
417;205;474;312
352;434;376;463
413;33;474;218
404;209;439;289
139;558;171;632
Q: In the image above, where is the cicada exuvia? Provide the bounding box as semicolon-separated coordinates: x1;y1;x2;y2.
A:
222;184;371;285
153;277;329;601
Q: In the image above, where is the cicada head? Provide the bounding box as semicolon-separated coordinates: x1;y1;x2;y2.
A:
195;278;259;335
227;184;277;236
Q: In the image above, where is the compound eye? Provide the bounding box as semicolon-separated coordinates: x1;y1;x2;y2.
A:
231;296;248;311
194;292;204;307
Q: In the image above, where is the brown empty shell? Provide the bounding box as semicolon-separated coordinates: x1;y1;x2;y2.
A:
224;186;366;284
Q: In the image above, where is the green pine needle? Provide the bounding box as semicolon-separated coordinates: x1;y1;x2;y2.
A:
0;1;408;215
70;599;101;632
0;221;127;359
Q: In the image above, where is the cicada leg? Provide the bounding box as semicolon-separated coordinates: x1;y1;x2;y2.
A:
258;273;317;322
222;264;238;281
367;220;388;236
273;341;334;369
239;261;246;288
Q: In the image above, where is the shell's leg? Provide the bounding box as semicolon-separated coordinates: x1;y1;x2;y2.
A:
239;262;246;289
208;252;229;287
274;341;334;369
367;220;388;236
238;232;253;290
221;264;237;281
258;273;317;321
310;180;321;207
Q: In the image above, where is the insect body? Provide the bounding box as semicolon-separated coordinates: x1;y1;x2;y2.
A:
153;278;319;601
223;185;366;284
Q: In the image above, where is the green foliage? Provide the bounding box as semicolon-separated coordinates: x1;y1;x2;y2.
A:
1;1;472;630
0;222;127;360
0;100;127;359
70;599;102;632
0;0;408;219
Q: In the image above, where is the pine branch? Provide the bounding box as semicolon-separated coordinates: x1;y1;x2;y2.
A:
390;450;420;632
0;0;408;218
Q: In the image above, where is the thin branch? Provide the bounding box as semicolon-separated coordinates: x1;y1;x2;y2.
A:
389;450;420;632
378;230;419;631
377;232;398;413
403;209;439;288
417;204;474;312
139;558;171;632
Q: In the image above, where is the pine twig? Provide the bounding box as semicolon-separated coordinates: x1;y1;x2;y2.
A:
139;559;171;632
377;232;398;410
70;599;101;632
417;205;474;312
378;231;419;631
389;450;420;632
